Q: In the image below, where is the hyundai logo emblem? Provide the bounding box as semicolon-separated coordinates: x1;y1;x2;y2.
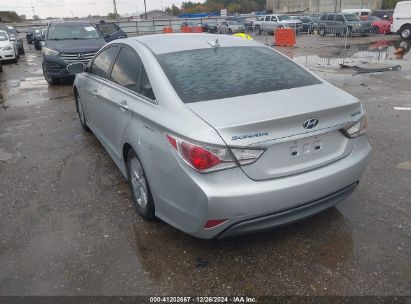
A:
303;118;319;129
77;53;85;58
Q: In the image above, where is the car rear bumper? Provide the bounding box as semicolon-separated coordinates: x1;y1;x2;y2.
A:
217;182;357;238
153;135;371;239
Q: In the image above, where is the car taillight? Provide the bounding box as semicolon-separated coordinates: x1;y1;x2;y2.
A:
165;133;264;173
341;115;368;138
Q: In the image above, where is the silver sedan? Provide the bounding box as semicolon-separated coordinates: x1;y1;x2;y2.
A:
68;34;371;239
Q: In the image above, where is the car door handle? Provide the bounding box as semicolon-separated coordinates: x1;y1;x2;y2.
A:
119;100;128;111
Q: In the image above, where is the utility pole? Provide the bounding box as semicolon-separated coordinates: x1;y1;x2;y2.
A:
113;0;118;22
144;0;147;19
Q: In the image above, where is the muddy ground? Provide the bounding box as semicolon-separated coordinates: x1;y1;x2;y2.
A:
0;35;410;296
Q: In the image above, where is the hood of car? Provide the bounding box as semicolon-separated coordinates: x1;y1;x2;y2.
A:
280;20;302;24
45;38;106;53
0;41;13;48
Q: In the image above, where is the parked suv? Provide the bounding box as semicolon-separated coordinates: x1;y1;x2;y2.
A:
391;1;411;39
253;14;302;34
93;20;127;42
42;21;106;85
318;13;374;36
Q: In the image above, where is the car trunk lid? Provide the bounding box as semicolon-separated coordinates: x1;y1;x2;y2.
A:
186;83;363;180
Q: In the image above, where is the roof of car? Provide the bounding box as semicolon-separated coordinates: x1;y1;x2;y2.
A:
49;21;94;26
129;33;261;55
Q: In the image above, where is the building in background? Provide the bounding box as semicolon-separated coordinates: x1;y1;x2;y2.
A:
266;0;383;13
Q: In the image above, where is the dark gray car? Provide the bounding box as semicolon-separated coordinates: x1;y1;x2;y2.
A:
318;13;374;36
42;21;106;85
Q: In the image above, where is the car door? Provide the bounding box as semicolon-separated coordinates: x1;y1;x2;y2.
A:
80;45;120;140
98;45;152;160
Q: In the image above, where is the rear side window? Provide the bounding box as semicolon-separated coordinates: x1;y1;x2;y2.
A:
110;47;156;100
320;14;327;20
110;47;142;93
327;14;335;21
90;46;118;79
265;16;271;21
157;46;321;104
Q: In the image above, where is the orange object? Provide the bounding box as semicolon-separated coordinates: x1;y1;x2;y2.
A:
274;28;296;47
163;27;173;34
192;26;203;33
181;26;192;33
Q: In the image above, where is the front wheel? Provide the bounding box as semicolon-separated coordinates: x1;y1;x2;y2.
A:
42;62;58;85
400;25;411;39
75;92;90;132
127;149;155;220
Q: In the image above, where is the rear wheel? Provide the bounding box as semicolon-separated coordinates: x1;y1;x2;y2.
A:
400;25;411;39
127;149;155;220
228;28;232;34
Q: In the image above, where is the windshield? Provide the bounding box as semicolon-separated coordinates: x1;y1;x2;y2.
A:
278;15;291;21
157;46;321;103
344;14;360;21
47;24;100;40
0;32;8;41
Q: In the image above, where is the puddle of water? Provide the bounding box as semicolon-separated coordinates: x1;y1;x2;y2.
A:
293;39;411;73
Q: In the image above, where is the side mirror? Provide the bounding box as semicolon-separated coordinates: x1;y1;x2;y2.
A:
383;15;388;19
10;37;16;41
67;63;85;74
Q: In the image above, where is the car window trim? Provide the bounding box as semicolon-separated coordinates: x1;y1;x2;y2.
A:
87;43;157;105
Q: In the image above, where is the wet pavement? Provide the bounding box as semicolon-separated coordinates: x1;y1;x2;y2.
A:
0;37;410;296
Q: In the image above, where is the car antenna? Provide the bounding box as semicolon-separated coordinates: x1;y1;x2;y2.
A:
207;38;220;50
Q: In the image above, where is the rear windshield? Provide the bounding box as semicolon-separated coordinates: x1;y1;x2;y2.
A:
157;46;321;103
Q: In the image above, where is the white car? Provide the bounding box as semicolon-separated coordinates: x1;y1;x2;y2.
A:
391;0;411;39
218;21;245;34
0;30;18;63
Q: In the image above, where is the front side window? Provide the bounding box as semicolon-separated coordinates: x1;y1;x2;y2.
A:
90;46;119;79
265;16;271;21
158;46;321;104
271;16;277;21
320;14;327;20
336;15;345;22
327;14;335;21
48;24;100;40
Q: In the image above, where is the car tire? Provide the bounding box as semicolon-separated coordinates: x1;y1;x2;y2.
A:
228;28;232;34
319;27;326;37
0;64;3;73
42;62;58;85
345;27;352;37
19;48;25;55
400;25;411;39
75;92;90;132
34;42;41;50
127;149;155;220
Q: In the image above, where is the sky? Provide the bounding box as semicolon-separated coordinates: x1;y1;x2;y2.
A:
0;0;205;19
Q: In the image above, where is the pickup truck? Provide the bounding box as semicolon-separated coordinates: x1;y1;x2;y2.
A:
253;14;302;34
